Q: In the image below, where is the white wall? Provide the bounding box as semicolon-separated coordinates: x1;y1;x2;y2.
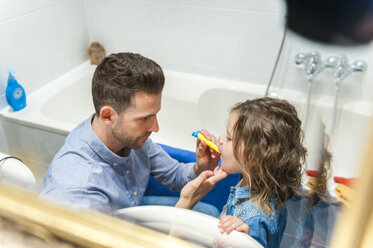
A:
0;0;89;152
0;0;89;109
84;0;286;85
83;0;373;103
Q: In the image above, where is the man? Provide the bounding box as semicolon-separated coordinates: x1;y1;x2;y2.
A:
41;53;219;213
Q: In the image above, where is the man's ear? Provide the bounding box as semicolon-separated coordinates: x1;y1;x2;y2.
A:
99;105;118;125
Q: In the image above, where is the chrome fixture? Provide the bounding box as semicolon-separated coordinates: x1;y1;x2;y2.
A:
351;60;368;73
295;51;323;81
294;51;324;130
334;56;350;83
323;55;367;84
323;55;367;135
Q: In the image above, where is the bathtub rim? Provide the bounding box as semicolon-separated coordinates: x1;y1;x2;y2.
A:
0;61;269;136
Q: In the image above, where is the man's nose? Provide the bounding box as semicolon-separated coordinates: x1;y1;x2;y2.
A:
150;116;160;132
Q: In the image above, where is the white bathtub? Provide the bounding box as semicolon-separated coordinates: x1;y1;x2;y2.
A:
1;61;372;193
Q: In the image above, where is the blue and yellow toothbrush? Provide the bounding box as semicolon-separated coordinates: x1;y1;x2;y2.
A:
192;131;220;153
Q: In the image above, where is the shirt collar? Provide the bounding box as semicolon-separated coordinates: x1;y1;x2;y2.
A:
230;180;251;199
82;115;130;166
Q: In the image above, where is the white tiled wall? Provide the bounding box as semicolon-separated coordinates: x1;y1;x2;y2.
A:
84;0;286;85
0;0;89;110
0;0;89;152
83;0;373;103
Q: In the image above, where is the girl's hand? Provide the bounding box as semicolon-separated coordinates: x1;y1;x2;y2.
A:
218;215;249;234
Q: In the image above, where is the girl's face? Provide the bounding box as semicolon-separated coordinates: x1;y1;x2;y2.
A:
218;111;243;174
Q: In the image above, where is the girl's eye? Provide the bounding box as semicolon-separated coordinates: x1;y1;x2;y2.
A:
226;136;232;141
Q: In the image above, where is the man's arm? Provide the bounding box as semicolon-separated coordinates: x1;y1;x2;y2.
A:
147;140;196;191
176;166;228;209
41;186;112;213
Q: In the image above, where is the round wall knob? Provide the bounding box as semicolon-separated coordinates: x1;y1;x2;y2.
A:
351;60;367;73
324;56;338;69
295;53;307;67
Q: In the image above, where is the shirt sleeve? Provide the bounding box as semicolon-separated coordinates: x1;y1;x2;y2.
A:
146;140;196;191
246;216;269;248
40;149;113;214
40;186;112;214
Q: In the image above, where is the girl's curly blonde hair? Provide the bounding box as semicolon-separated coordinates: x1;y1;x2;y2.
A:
231;97;307;216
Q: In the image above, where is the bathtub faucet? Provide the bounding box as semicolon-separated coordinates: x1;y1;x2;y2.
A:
324;55;367;84
295;51;323;130
295;51;323;81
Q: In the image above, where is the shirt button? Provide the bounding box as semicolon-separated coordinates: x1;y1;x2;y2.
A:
134;192;137;196
126;170;130;175
113;163;117;166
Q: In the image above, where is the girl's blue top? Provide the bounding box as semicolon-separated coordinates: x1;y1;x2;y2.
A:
221;184;287;248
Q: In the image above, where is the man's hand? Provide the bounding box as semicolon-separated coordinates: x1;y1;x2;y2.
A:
194;129;220;176
176;166;228;209
218;215;249;234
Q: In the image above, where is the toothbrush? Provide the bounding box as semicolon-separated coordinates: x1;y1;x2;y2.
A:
192;131;220;153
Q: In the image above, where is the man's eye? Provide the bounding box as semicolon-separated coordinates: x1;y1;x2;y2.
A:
142;117;149;121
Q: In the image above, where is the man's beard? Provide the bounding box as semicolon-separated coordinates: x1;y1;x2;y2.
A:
112;125;150;150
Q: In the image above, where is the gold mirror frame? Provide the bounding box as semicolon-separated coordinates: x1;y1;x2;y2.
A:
0;184;201;248
330;118;373;248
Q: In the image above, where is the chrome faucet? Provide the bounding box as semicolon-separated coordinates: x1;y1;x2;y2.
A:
294;51;323;130
295;51;323;81
323;55;367;135
324;55;367;84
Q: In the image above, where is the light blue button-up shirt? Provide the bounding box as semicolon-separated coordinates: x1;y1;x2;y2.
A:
221;183;287;248
41;115;196;213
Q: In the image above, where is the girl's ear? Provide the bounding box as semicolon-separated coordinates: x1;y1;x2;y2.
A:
99;105;118;126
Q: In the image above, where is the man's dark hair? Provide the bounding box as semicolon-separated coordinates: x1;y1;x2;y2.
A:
92;52;164;115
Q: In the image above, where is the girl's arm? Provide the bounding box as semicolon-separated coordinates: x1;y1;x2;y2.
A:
175;166;228;209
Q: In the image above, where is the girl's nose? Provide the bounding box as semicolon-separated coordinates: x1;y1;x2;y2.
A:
218;135;224;145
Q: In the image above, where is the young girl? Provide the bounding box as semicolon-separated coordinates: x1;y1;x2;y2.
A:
176;97;307;248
